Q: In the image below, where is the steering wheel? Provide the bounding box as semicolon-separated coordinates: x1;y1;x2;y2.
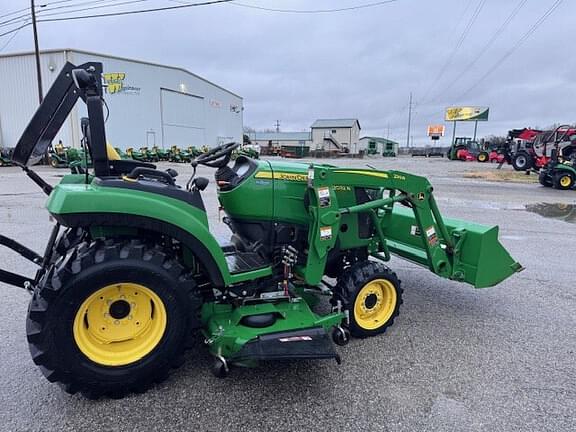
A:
193;142;240;168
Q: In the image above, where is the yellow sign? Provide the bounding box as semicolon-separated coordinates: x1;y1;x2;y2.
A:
427;125;445;136
445;106;489;121
102;73;140;95
103;73;126;94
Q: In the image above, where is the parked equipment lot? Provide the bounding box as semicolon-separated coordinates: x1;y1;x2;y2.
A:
0;156;574;432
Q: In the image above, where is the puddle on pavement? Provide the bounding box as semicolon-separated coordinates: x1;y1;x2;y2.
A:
525;202;576;224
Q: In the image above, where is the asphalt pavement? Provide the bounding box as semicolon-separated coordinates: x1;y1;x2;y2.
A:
0;157;574;432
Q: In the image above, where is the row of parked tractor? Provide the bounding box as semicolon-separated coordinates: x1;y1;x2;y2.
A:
0;143;260;169
447;125;576;190
1;143;260;169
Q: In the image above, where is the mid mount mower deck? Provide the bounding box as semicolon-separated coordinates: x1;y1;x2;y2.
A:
1;63;522;399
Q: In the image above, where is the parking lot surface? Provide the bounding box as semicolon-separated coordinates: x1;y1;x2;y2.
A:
0;157;574;432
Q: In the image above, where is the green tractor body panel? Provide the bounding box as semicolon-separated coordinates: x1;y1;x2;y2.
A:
219;161;521;288
46;175;273;286
201;298;345;359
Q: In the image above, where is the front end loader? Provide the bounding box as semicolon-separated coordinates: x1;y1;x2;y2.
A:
0;63;522;399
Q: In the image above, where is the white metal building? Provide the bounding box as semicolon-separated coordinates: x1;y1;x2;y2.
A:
311;119;361;153
0;49;243;150
248;131;311;149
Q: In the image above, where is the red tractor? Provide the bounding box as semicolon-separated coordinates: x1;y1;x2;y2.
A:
448;137;490;162
511;126;576;171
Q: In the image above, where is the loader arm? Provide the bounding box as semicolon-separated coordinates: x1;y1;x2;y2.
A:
300;166;522;288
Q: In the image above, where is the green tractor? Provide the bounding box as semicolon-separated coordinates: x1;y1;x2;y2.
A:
151;145;171;161
539;148;576;190
169;145;185;162
113;147;131;159
448;137;489;162
48;141;87;168
2;63;522;399
232;145;260;160
0;147;14;167
188;146;203;158
125;147;147;161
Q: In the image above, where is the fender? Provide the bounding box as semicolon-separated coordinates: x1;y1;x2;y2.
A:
46;176;232;287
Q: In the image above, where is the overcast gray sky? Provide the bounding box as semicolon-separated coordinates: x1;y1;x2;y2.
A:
1;0;573;145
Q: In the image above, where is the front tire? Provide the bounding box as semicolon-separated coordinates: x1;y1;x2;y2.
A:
27;240;196;398
539;171;553;187
335;261;402;338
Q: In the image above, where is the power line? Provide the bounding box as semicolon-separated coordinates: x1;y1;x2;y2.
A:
0;6;31;20
0;22;31;38
420;0;487;103
0;20;28;52
39;0;140;14
229;1;398;14
36;0;235;22
1;0;153;28
426;0;528;103
456;0;564;100
0;11;34;28
38;0;152;19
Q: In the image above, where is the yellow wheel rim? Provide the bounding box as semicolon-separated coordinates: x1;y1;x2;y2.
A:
353;279;397;330
73;283;167;366
479;154;487;162
560;176;571;187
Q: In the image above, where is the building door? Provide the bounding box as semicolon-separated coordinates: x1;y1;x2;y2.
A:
160;88;205;149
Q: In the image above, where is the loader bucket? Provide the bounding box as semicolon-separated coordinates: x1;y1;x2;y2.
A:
384;207;523;288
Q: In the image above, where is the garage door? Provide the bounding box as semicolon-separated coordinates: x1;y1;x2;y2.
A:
160;88;205;148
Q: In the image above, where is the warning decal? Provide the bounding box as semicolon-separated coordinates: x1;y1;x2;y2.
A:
320;226;332;240
317;187;331;207
426;226;438;246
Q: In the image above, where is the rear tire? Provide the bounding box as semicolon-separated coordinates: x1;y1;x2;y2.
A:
334;261;402;338
27;239;196;399
512;152;532;171
553;172;575;190
477;152;489;163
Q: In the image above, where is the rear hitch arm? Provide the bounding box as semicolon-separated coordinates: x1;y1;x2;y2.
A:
0;224;59;290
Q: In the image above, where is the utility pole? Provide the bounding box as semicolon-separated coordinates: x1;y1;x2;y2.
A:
31;0;43;104
406;92;412;148
274;120;280;154
386;122;390;141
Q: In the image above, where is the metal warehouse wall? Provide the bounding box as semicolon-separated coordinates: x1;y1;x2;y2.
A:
0;51;75;149
0;50;243;150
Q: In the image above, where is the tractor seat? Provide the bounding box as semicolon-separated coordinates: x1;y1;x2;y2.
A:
109;159;156;176
106;143;158;176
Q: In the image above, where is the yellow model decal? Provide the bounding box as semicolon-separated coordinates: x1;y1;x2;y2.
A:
254;171;308;182
333;170;389;179
333;185;352;191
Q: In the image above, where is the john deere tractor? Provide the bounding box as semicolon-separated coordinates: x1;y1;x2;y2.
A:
1;63;522;399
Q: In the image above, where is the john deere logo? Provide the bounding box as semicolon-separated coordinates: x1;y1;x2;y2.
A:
103;73;141;95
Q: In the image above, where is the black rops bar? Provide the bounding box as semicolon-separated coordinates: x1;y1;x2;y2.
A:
9;62;110;194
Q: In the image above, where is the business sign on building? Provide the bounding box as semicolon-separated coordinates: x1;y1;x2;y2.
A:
445;106;489;122
427;124;445;137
